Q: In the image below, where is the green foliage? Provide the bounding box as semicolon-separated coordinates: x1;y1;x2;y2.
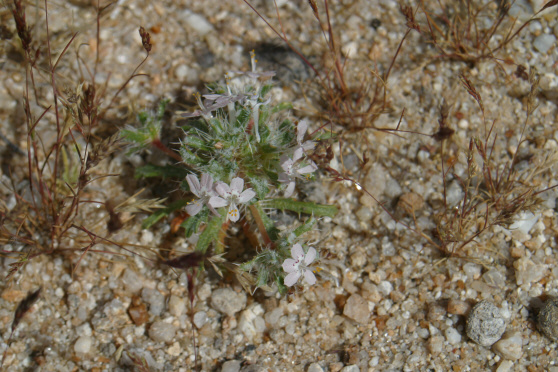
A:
122;56;337;293
121;99;169;154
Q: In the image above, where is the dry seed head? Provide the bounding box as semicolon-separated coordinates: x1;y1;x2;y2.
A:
400;4;420;32
12;0;32;52
139;26;152;53
308;0;319;17
459;74;484;114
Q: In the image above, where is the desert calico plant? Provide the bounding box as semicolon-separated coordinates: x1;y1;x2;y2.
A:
122;52;337;294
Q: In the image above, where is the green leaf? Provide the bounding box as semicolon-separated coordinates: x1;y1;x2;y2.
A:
265;198;338;218
260;84;273;97
196;212;227;253
276;276;287;294
236;107;251;129
134;164;191;179
181;208;209;237
142;199;189;229
313;129;338;141
253;202;280;241
156;99;170;119
293;216;317;237
272;102;293;113
182;136;210;151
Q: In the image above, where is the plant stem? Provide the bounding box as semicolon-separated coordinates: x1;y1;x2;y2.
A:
248;205;273;248
152;139;183;162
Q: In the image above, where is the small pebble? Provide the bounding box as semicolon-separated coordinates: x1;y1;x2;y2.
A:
307;363;324;372
533;33;556;54
121;269;143;293
221;360;241;372
211;288;247;316
428;335;444;354
148;321;176;343
128;296;149;326
141;288;165;316
343;294;371;324
239;365;267;372
463;263;481;280
538;298;558;341
378;281;393;296
493;331;523;360
445;327;462;345
340;366;360;372
168;295;186;317
466;301;506;346
397;192;424;214
264;307;283;326
496;360;514;372
74;336;92;354
540;73;558;100
447;299;471;315
514;257;547;286
183;11;214;36
193;311;208;329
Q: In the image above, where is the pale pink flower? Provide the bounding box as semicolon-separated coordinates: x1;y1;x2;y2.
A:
296;120;316;154
278;148;318;197
181;92;234;120
185;173;217;216
282;243;317;287
208;177;256;222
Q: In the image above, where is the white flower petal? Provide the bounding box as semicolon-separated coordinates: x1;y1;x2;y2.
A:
282;258;298;273
238;189;256;203
208;196;228;208
200;173;213;191
280;155;293;173
230;177;244;194
284;271;301;287
278;172;291;184
186;174;201;197
302;140;316;152
215;182;230;197
207;203;220;216
304;247;317;265
291;243;304;260
298;163;317;175
303;269;316;285
297;120;308;144
284;181;295;198
293;148;304;163
227;203;240;222
185;200;203;216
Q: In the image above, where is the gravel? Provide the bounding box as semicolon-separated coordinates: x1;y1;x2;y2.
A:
210;288;247;316
193;311;209;329
121;269;143;293
343;294;371;324
340;366;360;372
307;363;325;372
142;287;166;316
74;336;92;354
538;298;558;341
221;360;242;372
533;33;557;54
168;294;186;317
493;331;523;360
445;327;462;345
148;321;177;343
466;301;507;347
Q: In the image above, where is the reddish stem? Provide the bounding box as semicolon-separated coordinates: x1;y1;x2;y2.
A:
152;138;183;162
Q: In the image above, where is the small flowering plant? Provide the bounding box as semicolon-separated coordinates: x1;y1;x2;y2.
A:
122;52;336;294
